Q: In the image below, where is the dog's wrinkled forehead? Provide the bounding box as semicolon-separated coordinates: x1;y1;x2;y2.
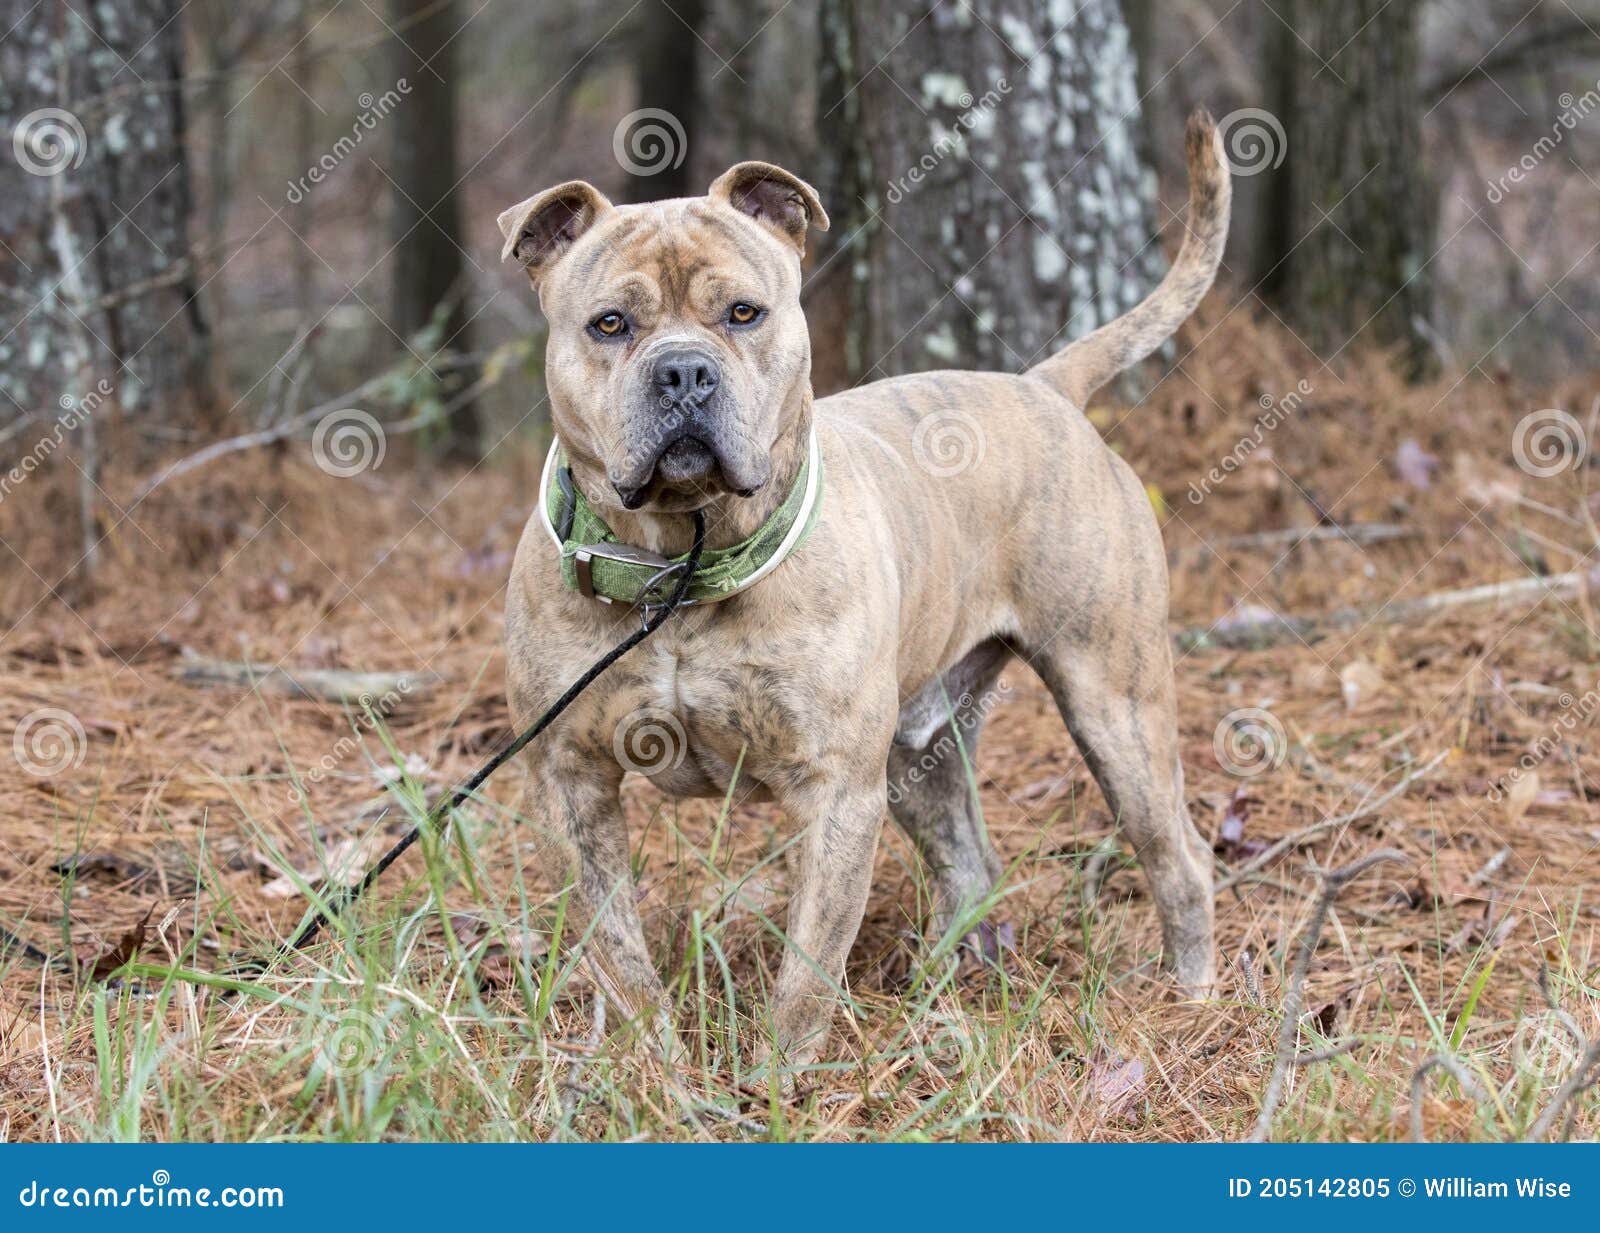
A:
552;203;793;316
497;162;829;309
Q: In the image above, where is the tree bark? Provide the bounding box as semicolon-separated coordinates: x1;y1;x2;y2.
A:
1256;0;1433;376
387;0;479;461
812;0;1164;389
0;0;212;428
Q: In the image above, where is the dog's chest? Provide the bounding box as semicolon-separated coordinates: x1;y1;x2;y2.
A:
613;638;805;800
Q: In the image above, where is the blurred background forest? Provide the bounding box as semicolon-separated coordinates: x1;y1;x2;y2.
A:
3;0;1599;571
4;0;1600;1142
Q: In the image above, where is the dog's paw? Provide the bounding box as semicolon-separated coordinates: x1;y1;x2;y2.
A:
956;919;1016;979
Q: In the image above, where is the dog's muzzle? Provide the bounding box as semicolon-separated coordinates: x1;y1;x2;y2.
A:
612;345;766;507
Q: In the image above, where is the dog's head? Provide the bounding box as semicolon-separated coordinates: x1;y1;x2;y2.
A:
498;165;828;513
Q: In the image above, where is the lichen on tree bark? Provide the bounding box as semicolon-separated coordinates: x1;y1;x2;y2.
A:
813;0;1164;387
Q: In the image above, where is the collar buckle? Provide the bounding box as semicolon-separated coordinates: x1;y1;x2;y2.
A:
573;542;683;604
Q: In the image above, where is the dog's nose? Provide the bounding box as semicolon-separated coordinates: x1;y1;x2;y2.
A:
652;348;721;405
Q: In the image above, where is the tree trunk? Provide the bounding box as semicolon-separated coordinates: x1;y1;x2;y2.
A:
622;0;703;203
387;0;479;461
1257;0;1433;376
0;0;212;428
812;0;1164;389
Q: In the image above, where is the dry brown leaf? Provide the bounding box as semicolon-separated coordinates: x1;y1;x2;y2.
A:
87;905;156;981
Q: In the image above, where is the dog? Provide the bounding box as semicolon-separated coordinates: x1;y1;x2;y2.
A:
497;110;1231;1075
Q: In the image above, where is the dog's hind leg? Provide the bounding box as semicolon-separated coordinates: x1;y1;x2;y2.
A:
1025;622;1216;994
887;641;1009;943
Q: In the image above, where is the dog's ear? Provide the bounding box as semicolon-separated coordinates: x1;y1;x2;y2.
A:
708;163;829;255
497;182;613;285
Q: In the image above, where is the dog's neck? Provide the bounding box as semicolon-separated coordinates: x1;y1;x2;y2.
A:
596;398;814;558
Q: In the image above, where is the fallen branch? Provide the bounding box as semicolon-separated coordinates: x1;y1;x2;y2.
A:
1178;568;1599;652
1218;522;1419;552
132;353;489;501
176;655;438;704
1524;968;1600;1142
133;373;393;500
1215;750;1447;894
1248;849;1409;1143
1410;1053;1489;1142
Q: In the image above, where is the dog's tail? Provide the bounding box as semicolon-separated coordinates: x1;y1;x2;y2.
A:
1029;108;1231;407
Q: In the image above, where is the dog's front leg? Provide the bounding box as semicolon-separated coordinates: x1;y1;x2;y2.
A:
528;757;672;1051
758;775;886;1078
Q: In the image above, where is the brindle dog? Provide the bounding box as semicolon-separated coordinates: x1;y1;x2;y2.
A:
498;112;1232;1075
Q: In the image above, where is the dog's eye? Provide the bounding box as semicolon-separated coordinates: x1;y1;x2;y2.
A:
589;312;628;339
727;302;764;328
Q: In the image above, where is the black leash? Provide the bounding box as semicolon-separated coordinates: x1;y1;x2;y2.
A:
3;510;708;988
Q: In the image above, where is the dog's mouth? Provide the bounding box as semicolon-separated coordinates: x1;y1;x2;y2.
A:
614;426;765;510
655;435;717;484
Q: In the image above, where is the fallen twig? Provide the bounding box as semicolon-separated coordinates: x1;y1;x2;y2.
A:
1178;567;1599;651
176;655;438;704
1410;1053;1489;1142
1248;849;1409;1142
1215;751;1446;894
1218;522;1419;552
1524;968;1600;1142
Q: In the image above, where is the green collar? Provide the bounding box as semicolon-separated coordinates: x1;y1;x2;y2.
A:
538;426;823;608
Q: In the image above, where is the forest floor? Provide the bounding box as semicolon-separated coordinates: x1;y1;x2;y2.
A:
2;316;1598;1141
